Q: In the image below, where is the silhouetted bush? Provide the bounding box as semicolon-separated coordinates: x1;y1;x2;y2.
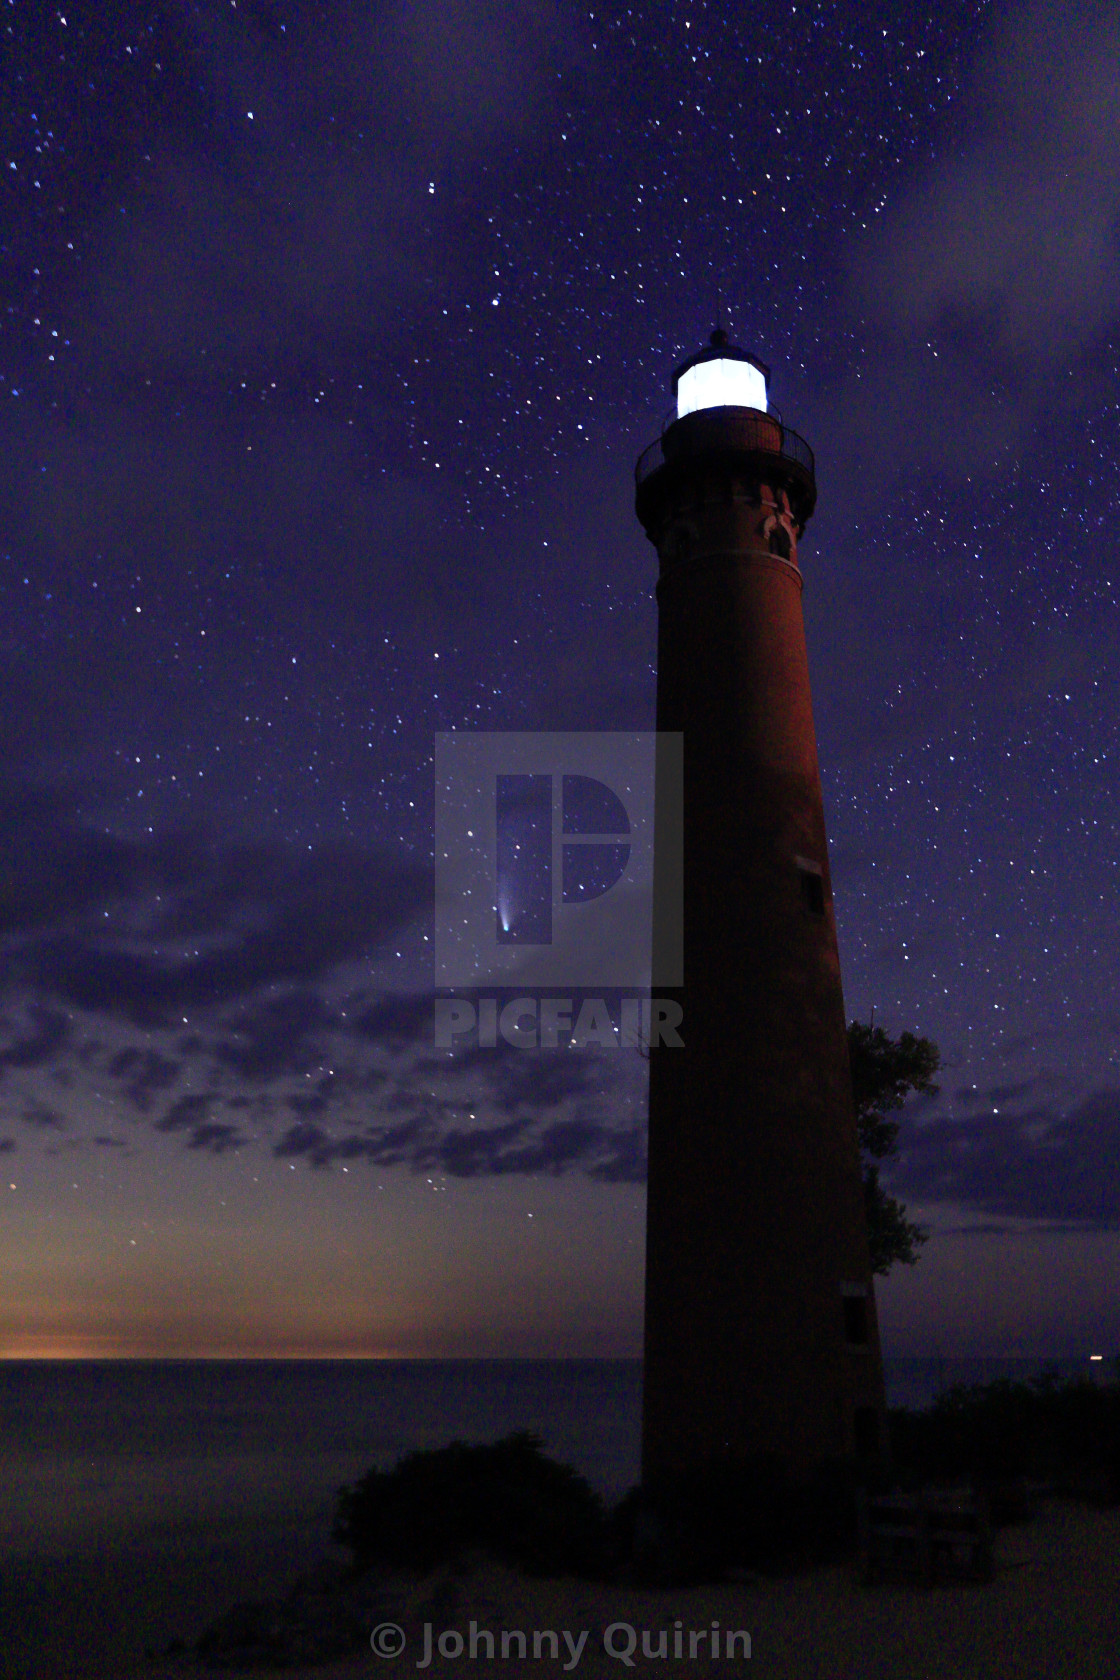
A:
334;1374;1120;1593
333;1431;605;1577
888;1370;1120;1513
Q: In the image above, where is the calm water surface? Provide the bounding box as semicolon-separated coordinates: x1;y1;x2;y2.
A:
2;1354;1104;1550
0;1355;1107;1677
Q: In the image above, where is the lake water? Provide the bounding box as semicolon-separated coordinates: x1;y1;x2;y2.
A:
0;1355;1107;1677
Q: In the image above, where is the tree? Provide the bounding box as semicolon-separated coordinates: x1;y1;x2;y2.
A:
847;1020;940;1276
332;1432;604;1576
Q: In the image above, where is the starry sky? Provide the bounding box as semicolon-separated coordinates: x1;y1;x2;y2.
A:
3;0;1118;1360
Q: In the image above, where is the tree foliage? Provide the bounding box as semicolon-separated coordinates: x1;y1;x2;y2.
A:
332;1431;604;1577
847;1020;940;1276
889;1370;1120;1509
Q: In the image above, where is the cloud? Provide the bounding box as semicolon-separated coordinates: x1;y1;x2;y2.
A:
860;1;1120;363
215;992;342;1083
185;1121;243;1155
6;809;430;1028
87;0;576;377
264;1008;648;1180
822;0;1120;480
432;1113;645;1180
105;1047;181;1111
268;1106;647;1181
890;1085;1120;1229
272;1113;435;1170
157;1093;218;1135
1;757;645;1184
0;1004;70;1071
351;993;438;1050
490;1046;603;1114
6;929;647;1178
158;1092;248;1156
20;1104;66;1130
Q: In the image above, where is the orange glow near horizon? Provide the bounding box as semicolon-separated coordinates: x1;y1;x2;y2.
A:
0;1338;418;1359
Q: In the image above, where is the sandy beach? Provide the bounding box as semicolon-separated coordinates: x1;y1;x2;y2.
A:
79;1498;1120;1680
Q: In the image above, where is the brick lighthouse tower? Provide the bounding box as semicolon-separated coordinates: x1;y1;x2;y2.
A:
636;332;886;1488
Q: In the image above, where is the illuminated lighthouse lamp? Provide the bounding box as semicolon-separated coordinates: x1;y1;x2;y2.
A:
672;329;769;419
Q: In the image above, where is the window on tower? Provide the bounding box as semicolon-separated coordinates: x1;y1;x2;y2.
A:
796;858;825;918
841;1284;870;1347
768;521;791;561
853;1406;880;1457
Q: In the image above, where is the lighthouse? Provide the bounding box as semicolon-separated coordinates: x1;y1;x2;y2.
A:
637;331;886;1488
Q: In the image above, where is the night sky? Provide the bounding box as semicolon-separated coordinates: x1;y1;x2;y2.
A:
3;0;1118;1361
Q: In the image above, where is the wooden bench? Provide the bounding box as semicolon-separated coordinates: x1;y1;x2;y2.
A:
857;1488;994;1585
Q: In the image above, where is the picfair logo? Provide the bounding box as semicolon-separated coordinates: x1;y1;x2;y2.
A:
495;771;631;947
434;732;682;990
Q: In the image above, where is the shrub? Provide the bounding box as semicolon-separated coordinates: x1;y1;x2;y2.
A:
888;1371;1120;1510
332;1431;605;1577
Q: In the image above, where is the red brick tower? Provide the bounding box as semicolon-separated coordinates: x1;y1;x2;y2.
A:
636;332;886;1488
